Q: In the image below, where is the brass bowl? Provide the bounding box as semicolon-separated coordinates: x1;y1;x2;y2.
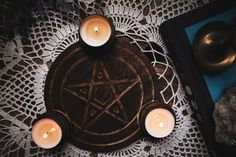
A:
193;21;236;73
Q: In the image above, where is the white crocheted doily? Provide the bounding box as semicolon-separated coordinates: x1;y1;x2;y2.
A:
0;0;211;156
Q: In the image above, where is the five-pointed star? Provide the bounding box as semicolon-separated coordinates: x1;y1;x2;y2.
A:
63;61;139;129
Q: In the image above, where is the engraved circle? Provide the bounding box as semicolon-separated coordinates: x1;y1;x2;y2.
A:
45;39;157;150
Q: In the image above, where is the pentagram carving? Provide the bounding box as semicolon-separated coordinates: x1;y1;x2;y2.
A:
63;61;139;129
44;37;160;151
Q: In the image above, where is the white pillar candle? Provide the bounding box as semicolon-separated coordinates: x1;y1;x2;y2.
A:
79;15;113;47
145;108;175;138
32;118;62;149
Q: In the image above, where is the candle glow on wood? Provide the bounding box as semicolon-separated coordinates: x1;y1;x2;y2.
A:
80;15;112;47
145;108;175;138
32;118;62;149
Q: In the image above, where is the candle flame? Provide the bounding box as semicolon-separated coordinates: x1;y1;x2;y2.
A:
42;127;56;139
94;26;99;33
42;133;49;139
159;122;164;128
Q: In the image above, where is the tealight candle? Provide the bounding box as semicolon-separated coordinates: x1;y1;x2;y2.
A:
79;15;115;48
140;102;175;138
32;111;70;149
32;118;62;149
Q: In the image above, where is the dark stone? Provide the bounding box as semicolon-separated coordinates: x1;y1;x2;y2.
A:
213;85;236;145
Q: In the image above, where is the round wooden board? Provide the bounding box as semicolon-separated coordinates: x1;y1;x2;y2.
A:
44;36;160;152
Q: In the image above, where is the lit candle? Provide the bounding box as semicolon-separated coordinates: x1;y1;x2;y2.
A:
79;15;115;48
32;118;62;149
140;102;175;138
32;111;70;149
